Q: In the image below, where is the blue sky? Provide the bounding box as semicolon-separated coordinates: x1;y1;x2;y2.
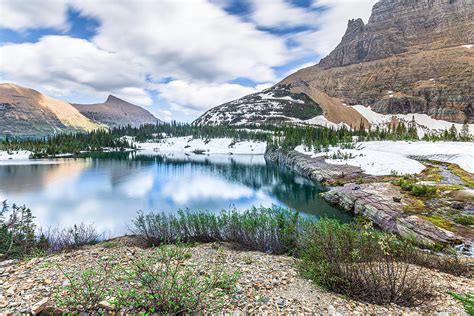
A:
0;0;376;122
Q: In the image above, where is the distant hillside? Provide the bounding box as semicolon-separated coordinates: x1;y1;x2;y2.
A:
193;86;324;126
0;83;101;138
73;95;161;128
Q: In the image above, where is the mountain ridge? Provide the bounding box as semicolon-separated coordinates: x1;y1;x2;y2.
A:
0;83;102;138
0;83;161;138
73;95;161;129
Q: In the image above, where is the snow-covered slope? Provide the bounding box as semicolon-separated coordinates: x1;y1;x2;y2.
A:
296;141;474;175
193;86;323;126
352;105;474;137
135;136;266;155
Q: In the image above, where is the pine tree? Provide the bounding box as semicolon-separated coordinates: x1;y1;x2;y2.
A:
461;120;470;141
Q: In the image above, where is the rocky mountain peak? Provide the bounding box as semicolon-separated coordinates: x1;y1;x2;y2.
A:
106;95;126;104
319;0;473;69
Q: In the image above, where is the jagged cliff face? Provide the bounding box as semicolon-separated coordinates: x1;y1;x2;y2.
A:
320;0;473;68
73;95;161;128
283;0;474;123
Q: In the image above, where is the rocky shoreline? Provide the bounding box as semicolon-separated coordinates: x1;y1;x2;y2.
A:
264;148;364;184
265;148;474;250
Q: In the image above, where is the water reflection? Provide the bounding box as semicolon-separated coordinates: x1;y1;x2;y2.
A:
0;152;350;235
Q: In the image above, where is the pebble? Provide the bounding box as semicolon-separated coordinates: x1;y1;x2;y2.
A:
31;298;49;314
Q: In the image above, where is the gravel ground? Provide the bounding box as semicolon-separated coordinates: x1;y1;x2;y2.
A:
0;237;472;314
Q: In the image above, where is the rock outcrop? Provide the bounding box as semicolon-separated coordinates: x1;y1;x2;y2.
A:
264;148;364;184
319;0;473;69
322;183;462;245
73;95;161;128
0;83;101;138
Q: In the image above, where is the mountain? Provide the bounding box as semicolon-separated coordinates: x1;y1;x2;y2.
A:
0;83;101;138
195;0;473;127
73;95;161;128
193;85;325;126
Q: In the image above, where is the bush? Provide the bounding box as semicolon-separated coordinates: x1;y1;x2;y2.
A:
454;215;474;226
114;244;237;313
54;243;238;314
0;201;37;258
299;219;433;306
394;179;438;197
40;223;103;252
55;260;113;312
449;292;474;315
131;206;305;254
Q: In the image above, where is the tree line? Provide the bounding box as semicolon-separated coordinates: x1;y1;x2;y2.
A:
0;119;470;157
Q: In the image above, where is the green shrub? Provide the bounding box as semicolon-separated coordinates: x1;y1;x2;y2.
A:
131;206;306;254
394;179;437;197
54;244;238;313
299;219;432;306
55;260;113;312
454;215;474;226
449;292;474;315
113;244;238;313
0;201;38;258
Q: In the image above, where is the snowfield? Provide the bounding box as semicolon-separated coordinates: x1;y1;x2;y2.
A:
0;150;65;165
352;105;474;138
296;141;474;175
304;115;349;129
0;150;31;161
135;136;266;155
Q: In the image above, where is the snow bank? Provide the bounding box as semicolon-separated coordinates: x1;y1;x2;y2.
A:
304;115;349;129
352;105;474;137
0;150;65;165
135;136;266;155
0;150;31;160
296;141;474;175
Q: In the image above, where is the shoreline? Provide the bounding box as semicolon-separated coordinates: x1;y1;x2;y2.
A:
264;147;474;251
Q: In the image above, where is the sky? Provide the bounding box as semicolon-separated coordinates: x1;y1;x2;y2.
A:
0;0;377;122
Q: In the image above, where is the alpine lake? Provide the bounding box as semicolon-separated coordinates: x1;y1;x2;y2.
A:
0;152;351;236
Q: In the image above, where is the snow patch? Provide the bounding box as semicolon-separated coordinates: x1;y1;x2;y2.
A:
135;136;266;155
304;115;348;129
462;44;473;49
352;105;474;137
0;150;31;161
296;141;474;175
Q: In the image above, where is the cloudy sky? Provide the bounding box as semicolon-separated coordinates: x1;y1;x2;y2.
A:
0;0;376;122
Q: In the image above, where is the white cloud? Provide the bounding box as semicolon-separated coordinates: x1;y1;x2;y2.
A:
155;80;271;115
162;175;254;204
0;35;151;106
249;0;320;29
72;0;289;83
282;62;316;78
119;172;154;198
0;0;68;31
